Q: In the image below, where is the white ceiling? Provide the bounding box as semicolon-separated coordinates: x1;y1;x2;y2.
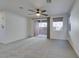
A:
0;0;75;17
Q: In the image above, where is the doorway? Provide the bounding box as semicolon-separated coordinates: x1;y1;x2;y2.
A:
34;19;47;38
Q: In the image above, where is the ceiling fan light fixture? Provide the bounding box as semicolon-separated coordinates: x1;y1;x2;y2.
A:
36;13;41;16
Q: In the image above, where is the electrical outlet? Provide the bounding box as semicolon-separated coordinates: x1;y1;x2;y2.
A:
1;24;4;29
47;0;52;3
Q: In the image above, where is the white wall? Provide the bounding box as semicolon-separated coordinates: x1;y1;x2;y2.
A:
26;18;34;37
69;0;79;56
50;14;69;40
0;11;28;44
0;11;6;42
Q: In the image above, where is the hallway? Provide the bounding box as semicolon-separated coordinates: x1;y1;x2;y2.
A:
0;37;78;58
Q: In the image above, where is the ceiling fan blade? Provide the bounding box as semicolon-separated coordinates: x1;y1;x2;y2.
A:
42;10;46;12
27;14;34;15
28;9;35;12
42;14;48;16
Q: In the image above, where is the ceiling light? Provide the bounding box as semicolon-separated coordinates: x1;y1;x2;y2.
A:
36;13;41;16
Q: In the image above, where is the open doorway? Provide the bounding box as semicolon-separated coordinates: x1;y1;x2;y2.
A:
34;19;47;38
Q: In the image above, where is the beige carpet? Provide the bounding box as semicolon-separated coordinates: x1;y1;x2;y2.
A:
0;37;78;58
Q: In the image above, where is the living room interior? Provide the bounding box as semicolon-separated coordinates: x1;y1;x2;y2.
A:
0;0;79;58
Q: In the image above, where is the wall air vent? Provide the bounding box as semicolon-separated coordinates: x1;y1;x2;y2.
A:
47;0;52;3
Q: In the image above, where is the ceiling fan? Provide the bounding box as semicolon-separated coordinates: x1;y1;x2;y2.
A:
28;9;48;17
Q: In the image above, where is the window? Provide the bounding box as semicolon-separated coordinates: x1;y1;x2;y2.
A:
53;17;63;31
39;22;47;27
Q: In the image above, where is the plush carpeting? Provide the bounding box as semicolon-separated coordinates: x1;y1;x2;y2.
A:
0;37;78;58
